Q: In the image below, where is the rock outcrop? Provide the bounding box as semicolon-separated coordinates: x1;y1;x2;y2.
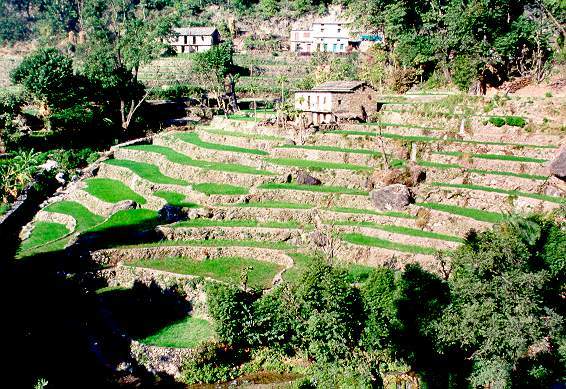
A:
549;145;566;180
296;170;322;185
370;184;414;211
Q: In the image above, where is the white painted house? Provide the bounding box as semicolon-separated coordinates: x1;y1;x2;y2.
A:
170;27;220;53
290;14;383;54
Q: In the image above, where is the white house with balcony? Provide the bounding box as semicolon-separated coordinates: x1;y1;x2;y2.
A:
170;27;221;53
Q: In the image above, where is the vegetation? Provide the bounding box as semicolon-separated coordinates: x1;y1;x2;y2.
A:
43;201;104;231
434;151;547;164
18;221;70;254
341;232;441;255
417;202;505;223
84;178;147;205
202;128;284;141
139;316;214;349
192;183;249;196
265;158;372;172
104;159;188;185
130;256;283;290
89;209;160;233
432;182;565;204
125;144;274;175
154;190;199;208
174;132;268;156
174;219;301;229
259;182;368;196
225;200;313;209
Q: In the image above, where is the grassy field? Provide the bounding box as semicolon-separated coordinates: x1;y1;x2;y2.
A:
84;178;147;204
417;160;548;180
154;190;199;208
138;316;214;348
192;182;249;195
89;209;160;233
130;256;283;289
332;220;464;243
18;221;70;254
432;182;565;204
174;132;269;155
173;219;302;229
325;206;416;219
201;128;285;141
44;201;104;231
434;151;547;164
259;182;368;196
126;144;274;175
277;144;382;156
341;233;441;255
116;239;297;251
224;200;313;209
265;157;372;172
105;159;188;185
417;202;505;223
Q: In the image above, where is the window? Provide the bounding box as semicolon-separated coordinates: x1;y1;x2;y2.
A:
323;96;326;104
307;96;311;107
201;36;205;41
332;43;337;52
338;28;341;33
316;95;320;105
338;99;342;106
192;36;196;44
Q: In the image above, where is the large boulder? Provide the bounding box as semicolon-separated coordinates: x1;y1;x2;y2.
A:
159;205;187;223
110;200;138;214
296;170;322;186
370;184;414;211
549;145;566;180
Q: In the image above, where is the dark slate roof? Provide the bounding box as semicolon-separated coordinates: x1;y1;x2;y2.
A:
310;81;367;92
174;27;217;36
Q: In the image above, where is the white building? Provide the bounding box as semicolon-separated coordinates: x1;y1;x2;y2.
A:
170;27;221;53
290;15;383;54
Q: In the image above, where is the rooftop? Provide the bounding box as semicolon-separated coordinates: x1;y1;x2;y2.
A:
308;81;367;92
174;27;217;36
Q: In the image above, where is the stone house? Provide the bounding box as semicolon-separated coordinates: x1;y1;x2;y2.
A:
170;27;220;53
294;81;380;125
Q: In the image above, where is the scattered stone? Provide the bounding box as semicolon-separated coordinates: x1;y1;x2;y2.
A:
407;162;426;185
285;138;296;145
310;230;329;247
543;176;566;197
370;184;414;211
39;159;58;172
110;200;138;214
159;205;186;223
549;145;566;180
55;172;66;184
296;170;321;185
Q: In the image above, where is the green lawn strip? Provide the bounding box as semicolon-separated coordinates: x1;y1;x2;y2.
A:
43;201;104;231
84;178;147;205
104;159;187;185
227;114;260;121
259;182;368;196
222;200;313;209
431;182;565;204
138;316;214;348
201;128;285;141
125;144;273;176
18;221;70;254
96;285;129;295
327;131;554;150
417;160;548;180
416;202;505;223
154;190;199;208
0;203;10;216
344;264;377;284
326;206;416;219
265;157;372;172
283;253;317;284
433;150;547;164
341;233;441;255
277;143;381;156
115;239;297;251
173;219;302;229
366;121;443;131
331;220;464;243
173;132;268;156
88;209;161;233
130;256;282;289
192;182;249;196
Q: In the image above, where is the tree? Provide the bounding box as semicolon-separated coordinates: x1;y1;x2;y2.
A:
437;217;565;388
193;41;239;113
10;47;77;110
78;0;175;132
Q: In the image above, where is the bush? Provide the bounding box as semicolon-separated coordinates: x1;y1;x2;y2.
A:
388;68;417;93
149;83;204;100
451;56;479;91
489;117;506;127
49;103;97;132
181;341;241;384
505;115;526;127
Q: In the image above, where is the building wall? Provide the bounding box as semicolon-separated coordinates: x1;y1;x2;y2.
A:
290;30;313;53
312;22;350;53
171;32;219;53
295;92;333;112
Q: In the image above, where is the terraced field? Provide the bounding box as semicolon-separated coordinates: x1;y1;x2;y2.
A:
17;93;565;358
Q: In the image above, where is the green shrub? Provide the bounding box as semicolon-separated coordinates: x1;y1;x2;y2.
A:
149;83;204;100
489;116;506;127
505;115;526;127
49;103;98;131
181;341;241;384
451;56;479;91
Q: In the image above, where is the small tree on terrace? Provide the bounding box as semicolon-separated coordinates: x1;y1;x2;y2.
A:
193;41;239;114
